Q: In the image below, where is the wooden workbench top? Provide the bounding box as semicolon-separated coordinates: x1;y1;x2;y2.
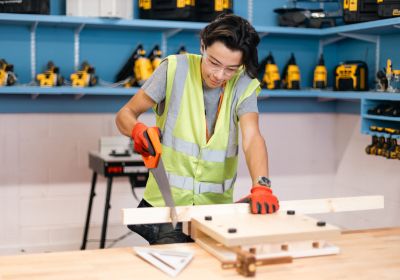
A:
0;228;399;280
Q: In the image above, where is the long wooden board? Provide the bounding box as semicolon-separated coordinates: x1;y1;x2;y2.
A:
122;195;384;225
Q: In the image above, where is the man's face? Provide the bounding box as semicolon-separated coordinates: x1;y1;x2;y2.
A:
201;41;242;89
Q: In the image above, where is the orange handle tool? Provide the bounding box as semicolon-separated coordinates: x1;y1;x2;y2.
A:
142;127;162;169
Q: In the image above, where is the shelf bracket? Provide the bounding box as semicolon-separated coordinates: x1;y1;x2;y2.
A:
337;33;378;44
248;0;253;24
30;21;38;82
161;28;182;56
74;24;85;70
318;36;346;56
258;32;269;39
74;93;85;100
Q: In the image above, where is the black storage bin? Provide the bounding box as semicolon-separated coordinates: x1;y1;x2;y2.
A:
195;0;233;22
0;0;50;14
378;0;400;18
138;0;196;21
343;0;379;23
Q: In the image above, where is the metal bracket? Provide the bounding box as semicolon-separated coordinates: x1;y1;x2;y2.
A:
248;0;253;24
337;32;378;44
74;24;85;71
30;22;38;82
258;32;269;40
161;28;182;56
318;36;346;56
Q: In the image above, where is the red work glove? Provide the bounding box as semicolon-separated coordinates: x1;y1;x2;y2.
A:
237;185;279;214
131;122;162;157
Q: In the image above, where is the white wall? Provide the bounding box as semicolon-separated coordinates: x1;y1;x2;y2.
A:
0;111;399;255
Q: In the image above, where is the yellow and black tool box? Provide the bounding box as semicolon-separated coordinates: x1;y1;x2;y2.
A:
377;0;400;18
138;0;196;21
343;0;379;23
196;0;233;22
334;60;369;91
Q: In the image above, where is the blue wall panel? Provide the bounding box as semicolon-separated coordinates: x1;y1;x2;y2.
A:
0;25;31;83
36;26;75;82
379;34;400;71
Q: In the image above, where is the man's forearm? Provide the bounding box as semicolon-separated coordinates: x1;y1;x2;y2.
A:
244;135;269;184
115;107;138;137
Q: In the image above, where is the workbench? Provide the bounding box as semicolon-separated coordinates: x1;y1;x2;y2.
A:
1;228;399;279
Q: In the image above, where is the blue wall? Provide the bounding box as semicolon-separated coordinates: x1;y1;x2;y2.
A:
0;0;365;114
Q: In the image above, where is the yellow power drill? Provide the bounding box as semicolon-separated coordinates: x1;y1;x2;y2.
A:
70;61;97;87
260;52;280;90
0;59;17;86
313;54;327;89
282;53;300;90
148;45;163;71
36;61;64;87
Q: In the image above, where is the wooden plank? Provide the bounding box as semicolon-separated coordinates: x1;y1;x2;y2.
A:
122;195;384;225
190;212;340;247
279;195;384;214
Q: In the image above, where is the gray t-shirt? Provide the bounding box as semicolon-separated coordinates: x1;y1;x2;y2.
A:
142;60;258;135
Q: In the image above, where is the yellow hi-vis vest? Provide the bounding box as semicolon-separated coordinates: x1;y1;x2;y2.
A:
143;54;260;206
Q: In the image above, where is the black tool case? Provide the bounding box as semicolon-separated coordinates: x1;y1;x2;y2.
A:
138;0;195;21
378;0;400;18
343;0;379;23
0;0;50;14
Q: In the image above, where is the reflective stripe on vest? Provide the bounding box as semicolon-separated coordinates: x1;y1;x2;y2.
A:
167;172;237;194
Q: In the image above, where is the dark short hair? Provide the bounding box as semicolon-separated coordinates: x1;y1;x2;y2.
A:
200;14;260;79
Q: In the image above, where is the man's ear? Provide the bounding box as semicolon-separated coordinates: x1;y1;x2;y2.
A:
200;41;204;54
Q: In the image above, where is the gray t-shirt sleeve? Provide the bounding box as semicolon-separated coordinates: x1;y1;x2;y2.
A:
141;59;168;104
237;91;258;118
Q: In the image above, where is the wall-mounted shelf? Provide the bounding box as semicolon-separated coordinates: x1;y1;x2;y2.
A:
0;86;136;96
2;13;400;37
1;9;400;121
260;89;400;100
1;86;399;101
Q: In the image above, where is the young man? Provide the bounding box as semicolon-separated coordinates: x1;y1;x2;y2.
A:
116;14;279;244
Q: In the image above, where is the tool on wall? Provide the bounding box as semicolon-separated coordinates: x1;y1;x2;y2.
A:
70;61;98;87
36;61;64;87
366;133;400;160
176;46;188;54
259;52;280;90
116;44;153;87
334;60;368;91
281;53;300;90
313;54;327;89
377;0;400;18
141;127;178;228
0;59;17;86
384;59;400;93
148;45;163;71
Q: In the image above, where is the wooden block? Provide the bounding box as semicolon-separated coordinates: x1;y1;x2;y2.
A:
191;212;340;247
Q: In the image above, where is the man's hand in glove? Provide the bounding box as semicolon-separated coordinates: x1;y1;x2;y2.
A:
131;122;162;157
237;185;279;214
